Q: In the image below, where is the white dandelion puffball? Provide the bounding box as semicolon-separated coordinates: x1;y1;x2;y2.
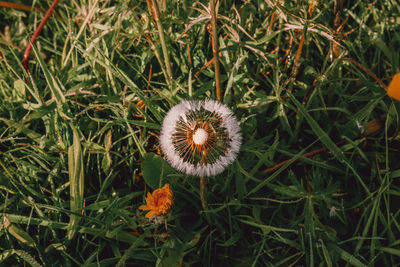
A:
160;99;242;177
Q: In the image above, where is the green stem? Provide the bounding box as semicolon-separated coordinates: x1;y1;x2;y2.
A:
200;176;210;222
150;0;173;87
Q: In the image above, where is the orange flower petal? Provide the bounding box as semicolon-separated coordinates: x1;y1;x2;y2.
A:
145;210;158;218
138;204;149;211
387;72;400;101
138;184;174;219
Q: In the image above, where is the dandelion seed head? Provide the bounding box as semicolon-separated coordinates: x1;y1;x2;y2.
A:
160;99;242;177
192;128;209;145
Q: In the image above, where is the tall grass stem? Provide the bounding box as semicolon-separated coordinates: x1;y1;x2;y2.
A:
150;0;173;87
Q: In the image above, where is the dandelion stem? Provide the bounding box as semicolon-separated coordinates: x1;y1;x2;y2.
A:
199;156;209;221
210;0;221;101
150;0;173;87
199;176;210;222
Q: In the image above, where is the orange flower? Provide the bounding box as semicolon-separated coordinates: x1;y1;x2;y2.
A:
387;72;400;101
139;184;173;218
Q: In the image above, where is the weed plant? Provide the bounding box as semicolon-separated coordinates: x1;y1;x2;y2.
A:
0;0;400;266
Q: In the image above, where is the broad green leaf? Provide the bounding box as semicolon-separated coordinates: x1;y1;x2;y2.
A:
161;248;182;267
141;153;174;189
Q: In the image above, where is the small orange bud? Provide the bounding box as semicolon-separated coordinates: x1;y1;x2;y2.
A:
363;119;384;136
387;72;400;101
395;131;400;141
137;100;145;109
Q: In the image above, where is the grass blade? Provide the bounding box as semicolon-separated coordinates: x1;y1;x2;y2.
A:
67;124;85;240
289;93;370;194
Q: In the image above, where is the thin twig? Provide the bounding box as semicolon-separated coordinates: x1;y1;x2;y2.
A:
0;1;43;11
209;0;221;101
146;64;153;91
291;33;304;76
333;0;341;58
267;11;276;34
186;34;192;67
194;57;214;78
343;57;387;90
262;140;346;174
145;35;169;85
162;0;166;12
283;35;293;69
149;0;173;87
23;0;59;73
291;1;316;76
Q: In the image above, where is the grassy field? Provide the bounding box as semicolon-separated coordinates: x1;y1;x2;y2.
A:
1;0;400;266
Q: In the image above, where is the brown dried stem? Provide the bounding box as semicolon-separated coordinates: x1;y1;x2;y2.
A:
209;0;221;101
333;0;341;58
262;140;346;174
0;1;42;11
194;57;214;78
343;57;387;90
291;33;304;76
145;35;169;86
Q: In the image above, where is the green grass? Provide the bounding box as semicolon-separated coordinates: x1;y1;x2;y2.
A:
1;0;400;266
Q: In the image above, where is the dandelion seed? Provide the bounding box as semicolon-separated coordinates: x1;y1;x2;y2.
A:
139;184;174;221
387;72;400;101
329;206;338;218
355;120;362;130
160;99;242;177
